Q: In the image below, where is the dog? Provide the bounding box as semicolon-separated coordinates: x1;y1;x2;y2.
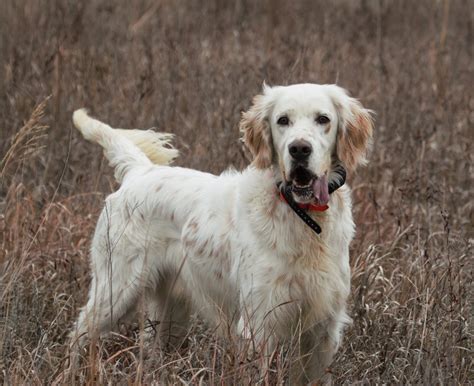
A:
70;83;373;383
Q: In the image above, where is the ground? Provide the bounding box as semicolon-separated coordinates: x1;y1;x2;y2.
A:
0;0;472;384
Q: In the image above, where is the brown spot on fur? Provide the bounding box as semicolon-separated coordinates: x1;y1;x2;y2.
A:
188;220;198;233
184;237;195;247
197;240;209;255
212;247;221;259
275;274;288;285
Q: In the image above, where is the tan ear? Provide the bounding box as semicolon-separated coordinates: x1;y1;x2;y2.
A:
239;94;274;169
336;99;374;172
329;86;374;172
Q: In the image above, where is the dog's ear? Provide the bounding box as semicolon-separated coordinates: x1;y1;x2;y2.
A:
329;86;374;173
240;87;274;169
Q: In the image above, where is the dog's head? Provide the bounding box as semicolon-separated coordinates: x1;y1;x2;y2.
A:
240;83;374;205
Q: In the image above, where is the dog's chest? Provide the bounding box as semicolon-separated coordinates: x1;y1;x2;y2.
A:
239;194;350;318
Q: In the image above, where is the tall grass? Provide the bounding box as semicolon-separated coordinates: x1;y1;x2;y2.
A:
1;0;472;384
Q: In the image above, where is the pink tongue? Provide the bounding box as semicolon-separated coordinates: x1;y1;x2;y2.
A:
312;175;329;205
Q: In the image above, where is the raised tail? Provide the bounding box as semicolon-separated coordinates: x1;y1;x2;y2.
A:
72;109;178;183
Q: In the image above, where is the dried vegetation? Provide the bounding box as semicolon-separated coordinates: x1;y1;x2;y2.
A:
1;0;472;384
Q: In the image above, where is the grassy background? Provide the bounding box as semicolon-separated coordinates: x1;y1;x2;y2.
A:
1;0;472;384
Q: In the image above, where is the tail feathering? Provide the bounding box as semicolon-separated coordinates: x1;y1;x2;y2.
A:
72;109;178;183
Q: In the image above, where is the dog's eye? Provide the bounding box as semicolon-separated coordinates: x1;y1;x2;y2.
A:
277;116;289;125
316;115;330;125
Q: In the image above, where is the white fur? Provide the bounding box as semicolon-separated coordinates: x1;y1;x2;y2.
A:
70;84;370;384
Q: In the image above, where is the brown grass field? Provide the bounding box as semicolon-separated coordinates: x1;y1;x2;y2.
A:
0;0;473;384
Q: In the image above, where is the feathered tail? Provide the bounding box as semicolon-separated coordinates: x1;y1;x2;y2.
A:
72;109;178;183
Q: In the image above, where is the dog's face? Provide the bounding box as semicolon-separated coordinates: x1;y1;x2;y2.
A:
241;83;373;204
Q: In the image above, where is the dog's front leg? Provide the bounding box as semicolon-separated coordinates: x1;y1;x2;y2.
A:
289;329;335;385
238;288;294;381
290;310;349;385
237;312;276;382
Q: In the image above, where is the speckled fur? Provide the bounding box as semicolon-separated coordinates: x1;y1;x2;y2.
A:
70;83;373;384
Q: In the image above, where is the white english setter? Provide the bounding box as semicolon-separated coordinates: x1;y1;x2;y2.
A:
71;83;373;383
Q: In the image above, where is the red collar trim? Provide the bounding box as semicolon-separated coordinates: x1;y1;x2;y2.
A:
279;191;329;212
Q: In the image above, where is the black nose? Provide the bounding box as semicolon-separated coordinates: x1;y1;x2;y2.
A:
289;140;312;162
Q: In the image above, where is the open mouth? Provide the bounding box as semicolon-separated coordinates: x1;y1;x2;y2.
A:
288;166;329;205
291;183;314;200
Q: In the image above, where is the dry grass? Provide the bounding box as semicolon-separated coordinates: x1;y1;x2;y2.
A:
1;0;472;384
1;97;49;179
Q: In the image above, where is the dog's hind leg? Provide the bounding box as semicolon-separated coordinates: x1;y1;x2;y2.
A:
70;259;144;349
145;276;191;349
146;244;192;349
70;215;156;350
67;253;147;374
